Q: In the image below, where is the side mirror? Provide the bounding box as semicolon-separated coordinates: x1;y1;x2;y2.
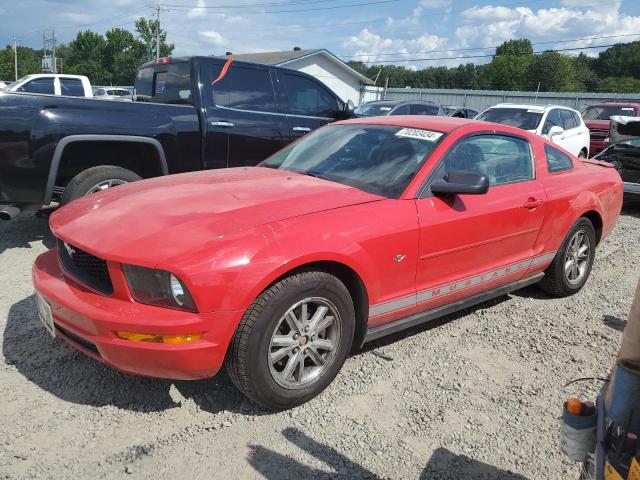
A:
430;170;490;196
340;100;356;118
548;125;564;139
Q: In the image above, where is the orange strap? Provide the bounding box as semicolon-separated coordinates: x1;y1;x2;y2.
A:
212;55;233;85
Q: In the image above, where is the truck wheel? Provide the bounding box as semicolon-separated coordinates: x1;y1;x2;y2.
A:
225;271;355;410
61;166;141;205
538;217;596;297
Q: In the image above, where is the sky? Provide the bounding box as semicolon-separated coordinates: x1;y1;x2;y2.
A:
1;0;640;69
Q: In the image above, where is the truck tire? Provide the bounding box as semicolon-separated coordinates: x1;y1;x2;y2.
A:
61;166;142;205
225;271;355;410
538;217;596;297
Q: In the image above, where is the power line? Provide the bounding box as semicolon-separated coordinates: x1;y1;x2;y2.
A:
358;43;634;64
160;0;400;15
160;0;342;9
342;33;640;59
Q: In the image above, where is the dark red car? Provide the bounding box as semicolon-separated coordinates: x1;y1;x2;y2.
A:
582;102;640;155
33;117;623;409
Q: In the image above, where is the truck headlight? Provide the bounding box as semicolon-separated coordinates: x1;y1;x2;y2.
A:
122;265;197;312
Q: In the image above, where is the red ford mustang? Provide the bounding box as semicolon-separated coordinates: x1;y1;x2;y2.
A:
33;117;623;409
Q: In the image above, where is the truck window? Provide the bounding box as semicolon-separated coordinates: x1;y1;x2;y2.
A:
211;66;276;112
60;78;85;97
282;73;337;118
135;63;192;105
22;78;55;95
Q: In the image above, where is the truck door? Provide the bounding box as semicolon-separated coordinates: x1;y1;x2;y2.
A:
275;71;340;142
201;61;288;168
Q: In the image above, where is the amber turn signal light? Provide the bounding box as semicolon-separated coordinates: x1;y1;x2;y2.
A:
116;331;202;344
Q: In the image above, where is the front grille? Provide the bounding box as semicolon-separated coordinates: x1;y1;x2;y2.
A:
56;324;101;357
57;239;113;295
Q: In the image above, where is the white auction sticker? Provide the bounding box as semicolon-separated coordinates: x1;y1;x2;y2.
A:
395;128;443;142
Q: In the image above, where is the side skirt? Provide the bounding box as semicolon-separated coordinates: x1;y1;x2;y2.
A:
363;272;544;343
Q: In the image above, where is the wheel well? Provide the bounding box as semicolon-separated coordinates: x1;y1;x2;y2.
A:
55;141;164;188
582;210;603;244
270;261;369;350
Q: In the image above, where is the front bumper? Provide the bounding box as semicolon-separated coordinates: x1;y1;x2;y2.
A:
623;182;640;198
32;248;242;380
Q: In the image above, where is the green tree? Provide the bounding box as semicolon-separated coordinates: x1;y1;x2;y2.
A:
104;28;146;84
135;17;174;62
594;41;640;79
480;39;533;90
65;30;107;84
527;50;577;91
0;45;42;80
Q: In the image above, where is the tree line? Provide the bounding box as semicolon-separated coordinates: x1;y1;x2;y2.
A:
348;39;640;93
1;26;639;93
0;17;174;85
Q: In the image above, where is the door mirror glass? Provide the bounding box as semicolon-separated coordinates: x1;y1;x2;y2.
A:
431;170;490;196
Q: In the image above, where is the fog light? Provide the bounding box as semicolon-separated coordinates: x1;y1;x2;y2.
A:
116;331;202;344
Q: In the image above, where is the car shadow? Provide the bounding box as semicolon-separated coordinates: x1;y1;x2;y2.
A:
0;213;55;255
622;202;640;218
3;295;266;416
248;427;528;479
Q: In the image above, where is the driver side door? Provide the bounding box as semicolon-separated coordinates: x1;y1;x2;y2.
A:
413;133;547;312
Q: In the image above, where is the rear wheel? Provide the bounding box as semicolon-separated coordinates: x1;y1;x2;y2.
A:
61;165;141;205
538;217;596;297
225;271;355;409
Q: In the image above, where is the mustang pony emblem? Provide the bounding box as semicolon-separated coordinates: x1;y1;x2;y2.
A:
393;255;406;263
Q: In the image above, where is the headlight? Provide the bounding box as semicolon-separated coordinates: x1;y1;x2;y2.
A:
122;264;197;312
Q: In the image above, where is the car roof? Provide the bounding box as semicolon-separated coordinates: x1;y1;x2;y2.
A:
336;115;483;133
490;103;578;112
364;99;438;106
588;102;640;107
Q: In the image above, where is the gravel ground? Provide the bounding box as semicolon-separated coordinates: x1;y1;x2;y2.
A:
1;207;639;480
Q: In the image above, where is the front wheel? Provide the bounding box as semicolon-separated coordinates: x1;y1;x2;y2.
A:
225;271;355;409
538;217;596;297
60;165;142;205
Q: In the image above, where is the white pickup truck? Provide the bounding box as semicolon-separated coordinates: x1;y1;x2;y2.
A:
1;74;93;97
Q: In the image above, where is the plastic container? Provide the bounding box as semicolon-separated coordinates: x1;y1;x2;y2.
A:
561;400;597;462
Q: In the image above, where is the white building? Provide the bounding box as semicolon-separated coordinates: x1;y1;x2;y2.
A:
233;48;373;106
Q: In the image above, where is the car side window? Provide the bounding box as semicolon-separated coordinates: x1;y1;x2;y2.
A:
560;109;577;130
434;134;533;188
545;144;574;173
572;111;582;127
542;109;563;134
282;73;337;118
409;104;438;115
390;104;410;115
21;78;55;95
212;65;275;112
60;78;85;97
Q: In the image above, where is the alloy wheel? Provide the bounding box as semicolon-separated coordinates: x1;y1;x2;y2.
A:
268;297;342;390
86;179;128;195
564;230;591;285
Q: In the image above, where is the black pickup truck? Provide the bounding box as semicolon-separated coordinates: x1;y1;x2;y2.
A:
0;55;354;219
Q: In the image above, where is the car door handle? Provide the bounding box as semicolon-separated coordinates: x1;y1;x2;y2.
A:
292;126;311;133
210;121;234;128
523;199;544;209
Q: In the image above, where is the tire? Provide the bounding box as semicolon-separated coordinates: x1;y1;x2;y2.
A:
225;271;355;410
538;217;596;297
60;166;142;205
578;149;588;159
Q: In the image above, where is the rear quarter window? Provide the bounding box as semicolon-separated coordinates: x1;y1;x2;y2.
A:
545;145;574;173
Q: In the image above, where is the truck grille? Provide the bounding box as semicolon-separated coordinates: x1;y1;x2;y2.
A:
57;239;113;295
590;129;608;140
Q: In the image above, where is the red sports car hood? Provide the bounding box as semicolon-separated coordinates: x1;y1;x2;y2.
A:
50;167;384;265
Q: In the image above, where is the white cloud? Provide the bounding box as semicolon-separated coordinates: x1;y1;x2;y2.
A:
187;0;207;19
199;31;226;46
58;12;94;23
419;0;451;9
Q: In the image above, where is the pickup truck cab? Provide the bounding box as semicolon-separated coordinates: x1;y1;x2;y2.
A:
2;74;93;97
0;56;353;219
582;102;640;156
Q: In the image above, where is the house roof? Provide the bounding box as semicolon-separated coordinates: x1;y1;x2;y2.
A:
232;48;373;85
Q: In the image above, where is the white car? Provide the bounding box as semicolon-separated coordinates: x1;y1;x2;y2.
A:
476;104;590;158
2;74;93;98
93;87;132;101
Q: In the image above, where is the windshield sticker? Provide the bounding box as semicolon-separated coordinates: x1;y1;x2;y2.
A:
622;108;635;111
395;128;443;142
527;109;543;113
380;107;392;111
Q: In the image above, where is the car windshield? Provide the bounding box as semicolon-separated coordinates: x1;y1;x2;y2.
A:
476;108;543;130
262;124;444;198
355;103;395;117
442;106;458;115
4;76;31;90
583;105;637;121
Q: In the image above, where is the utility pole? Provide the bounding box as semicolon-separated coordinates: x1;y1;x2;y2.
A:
13;39;18;80
52;30;57;73
156;4;161;59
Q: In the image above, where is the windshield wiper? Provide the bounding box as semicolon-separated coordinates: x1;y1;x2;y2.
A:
298;170;332;181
